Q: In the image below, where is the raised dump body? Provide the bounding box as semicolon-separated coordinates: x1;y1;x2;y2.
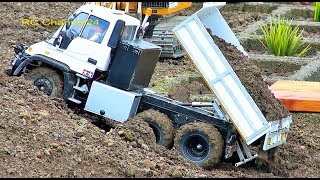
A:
172;6;292;149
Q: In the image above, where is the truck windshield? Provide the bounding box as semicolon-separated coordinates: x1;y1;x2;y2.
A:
121;26;137;41
67;12;89;36
80;15;110;43
45;12;89;45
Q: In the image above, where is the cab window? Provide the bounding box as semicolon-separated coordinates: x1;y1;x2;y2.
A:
80;15;110;44
67;12;89;36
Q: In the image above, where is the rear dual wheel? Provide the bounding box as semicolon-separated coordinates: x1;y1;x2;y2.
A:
175;122;224;169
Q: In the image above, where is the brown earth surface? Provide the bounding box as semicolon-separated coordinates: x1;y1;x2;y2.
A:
0;2;320;178
209;33;290;122
221;11;266;33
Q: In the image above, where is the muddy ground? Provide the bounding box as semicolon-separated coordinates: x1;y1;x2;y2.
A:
0;2;320;178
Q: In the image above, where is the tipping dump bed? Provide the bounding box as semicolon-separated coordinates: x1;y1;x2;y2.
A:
172;6;271;145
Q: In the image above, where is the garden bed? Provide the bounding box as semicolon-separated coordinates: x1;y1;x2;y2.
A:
282;8;315;21
238;36;320;84
240;37;320;58
220;2;277;34
220;2;278;14
253;23;320;39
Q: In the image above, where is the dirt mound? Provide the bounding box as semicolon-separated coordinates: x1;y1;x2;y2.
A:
0;75;217;178
276;113;320;178
0;75;282;178
206;31;290;122
168;77;210;102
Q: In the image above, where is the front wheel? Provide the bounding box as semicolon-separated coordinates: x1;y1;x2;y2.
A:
175;122;224;170
25;66;64;99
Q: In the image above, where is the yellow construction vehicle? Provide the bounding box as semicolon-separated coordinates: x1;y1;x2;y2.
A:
86;2;192;19
86;2;193;59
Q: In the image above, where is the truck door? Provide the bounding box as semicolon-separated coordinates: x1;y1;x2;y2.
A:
59;13;113;71
59;12;89;49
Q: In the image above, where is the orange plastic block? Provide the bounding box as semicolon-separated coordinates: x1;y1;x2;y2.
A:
270;80;320;112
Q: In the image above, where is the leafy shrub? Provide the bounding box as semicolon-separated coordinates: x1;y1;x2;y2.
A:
255;16;311;57
314;2;320;22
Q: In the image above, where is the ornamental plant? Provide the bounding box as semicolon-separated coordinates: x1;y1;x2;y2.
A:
314;2;320;22
255;16;311;57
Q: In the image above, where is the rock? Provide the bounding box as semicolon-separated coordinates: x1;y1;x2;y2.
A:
198;174;207;178
141;143;149;150
0;148;10;155
38;110;50;117
103;139;114;147
66;149;72;153
50;143;59;148
44;149;51;156
156;163;164;170
91;134;99;139
21;113;31;121
74;129;85;137
143;159;157;170
118;130;134;142
52;132;61;139
118;130;124;135
126;165;139;177
142;168;157;176
16;99;25;105
74;157;82;163
171;168;183;178
130;141;138;148
137;139;144;147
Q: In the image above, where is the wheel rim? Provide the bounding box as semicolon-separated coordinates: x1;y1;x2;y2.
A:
34;78;54;96
181;133;210;162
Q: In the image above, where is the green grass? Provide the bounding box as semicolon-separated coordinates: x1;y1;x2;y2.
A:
314;2;320;22
255;16;311;57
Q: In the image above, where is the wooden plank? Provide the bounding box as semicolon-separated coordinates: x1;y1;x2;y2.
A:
270;80;320;112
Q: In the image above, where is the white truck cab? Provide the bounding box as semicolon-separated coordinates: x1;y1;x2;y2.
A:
27;4;141;77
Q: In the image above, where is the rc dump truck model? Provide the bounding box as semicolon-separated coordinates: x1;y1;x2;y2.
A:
6;4;292;169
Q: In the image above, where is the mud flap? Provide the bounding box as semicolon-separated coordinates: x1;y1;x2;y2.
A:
263;116;292;151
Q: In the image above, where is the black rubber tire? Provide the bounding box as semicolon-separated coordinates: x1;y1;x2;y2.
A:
174;122;224;170
136;109;175;149
25;67;63;99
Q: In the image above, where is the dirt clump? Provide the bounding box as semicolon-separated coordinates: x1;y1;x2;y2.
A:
168;77;211;102
206;29;290;122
